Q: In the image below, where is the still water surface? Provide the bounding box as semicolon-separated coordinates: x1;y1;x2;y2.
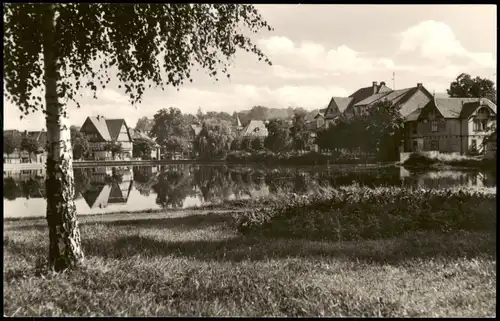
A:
3;164;496;218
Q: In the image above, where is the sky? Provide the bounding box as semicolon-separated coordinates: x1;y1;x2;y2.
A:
4;4;497;131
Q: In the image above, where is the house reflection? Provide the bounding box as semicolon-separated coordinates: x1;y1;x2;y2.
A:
400;167;496;189
81;167;134;209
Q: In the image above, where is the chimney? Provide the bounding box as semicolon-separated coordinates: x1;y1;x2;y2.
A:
417;83;423;88
372;81;378;94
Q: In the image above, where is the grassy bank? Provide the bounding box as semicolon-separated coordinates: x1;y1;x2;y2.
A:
4;188;496;316
403;152;497;171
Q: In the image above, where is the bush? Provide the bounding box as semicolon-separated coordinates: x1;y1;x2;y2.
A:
403;152;497;171
234;186;496;241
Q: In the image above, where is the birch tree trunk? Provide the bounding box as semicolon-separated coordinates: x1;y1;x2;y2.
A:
42;4;84;271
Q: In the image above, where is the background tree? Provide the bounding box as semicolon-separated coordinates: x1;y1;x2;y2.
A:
70;126;89;160
20;135;39;163
132;137;156;160
289;111;311;152
241;137;252;152
365;100;404;160
230;137;242;151
150;107;190;158
194;119;234;158
251;137;264;151
447;73;496;104
264;118;290;152
134;116;154;133
4;133;22;155
103;141;123;159
4;3;272;271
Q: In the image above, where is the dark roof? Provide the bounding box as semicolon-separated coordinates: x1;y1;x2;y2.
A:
348;86;376;105
305;109;322;122
105;119;127;141
419;97;497;119
348;82;393;106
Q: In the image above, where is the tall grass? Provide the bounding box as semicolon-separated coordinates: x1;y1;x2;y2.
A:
234;186;496;242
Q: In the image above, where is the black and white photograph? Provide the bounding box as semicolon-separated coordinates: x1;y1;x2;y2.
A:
3;3;496;317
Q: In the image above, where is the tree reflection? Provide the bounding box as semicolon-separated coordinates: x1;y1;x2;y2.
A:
153;167;192;209
3;177;21;201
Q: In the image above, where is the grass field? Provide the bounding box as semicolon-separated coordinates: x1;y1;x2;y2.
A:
3;204;496;317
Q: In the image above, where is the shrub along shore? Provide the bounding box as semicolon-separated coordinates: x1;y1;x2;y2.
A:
402;152;496;171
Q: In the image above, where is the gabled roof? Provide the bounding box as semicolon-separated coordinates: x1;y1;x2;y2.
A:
241;120;268;137
460;98;497;118
434;97;480;118
404;108;423;122
330;97;353;113
105;119;128;141
87;117;112;141
191;124;202;136
418;97;497;120
305;109;322;122
82;117;132;142
348;83;393;105
235;114;242;127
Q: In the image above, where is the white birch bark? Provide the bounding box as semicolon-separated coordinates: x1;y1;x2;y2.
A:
42;4;84;271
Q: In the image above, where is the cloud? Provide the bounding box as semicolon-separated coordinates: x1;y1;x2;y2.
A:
396;20;496;73
4;83;348;131
258;36;394;74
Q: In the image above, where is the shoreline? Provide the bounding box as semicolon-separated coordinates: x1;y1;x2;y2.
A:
3;159;400;171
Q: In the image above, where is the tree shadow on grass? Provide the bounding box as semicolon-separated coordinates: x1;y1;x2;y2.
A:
4;211;238;233
82;229;496;266
5;212;496;271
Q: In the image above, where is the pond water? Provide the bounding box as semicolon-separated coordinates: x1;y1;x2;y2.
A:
3;164;496;218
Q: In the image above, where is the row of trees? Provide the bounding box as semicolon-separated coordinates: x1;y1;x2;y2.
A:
4;132;42;163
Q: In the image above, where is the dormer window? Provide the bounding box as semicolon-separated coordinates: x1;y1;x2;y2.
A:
476;107;490;119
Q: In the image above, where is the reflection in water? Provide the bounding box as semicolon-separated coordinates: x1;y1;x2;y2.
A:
3;165;496;218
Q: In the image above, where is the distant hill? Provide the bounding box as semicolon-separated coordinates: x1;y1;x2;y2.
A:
235;106;308;126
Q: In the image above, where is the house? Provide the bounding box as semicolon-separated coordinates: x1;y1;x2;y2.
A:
240;120;268;138
128;129;161;160
403;97;497;155
3;129;48;164
25;130;48;163
305;109;327;132
80;116;133;160
81;167;133;209
323;81;433;127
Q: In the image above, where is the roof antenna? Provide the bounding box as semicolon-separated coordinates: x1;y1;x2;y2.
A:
392;72;395;90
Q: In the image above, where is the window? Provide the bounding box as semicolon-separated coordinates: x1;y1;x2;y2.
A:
412;123;417;134
477;107;489;118
412;140;418;152
430;139;439;151
473;119;488;132
431;120;439;132
471;139;477;151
